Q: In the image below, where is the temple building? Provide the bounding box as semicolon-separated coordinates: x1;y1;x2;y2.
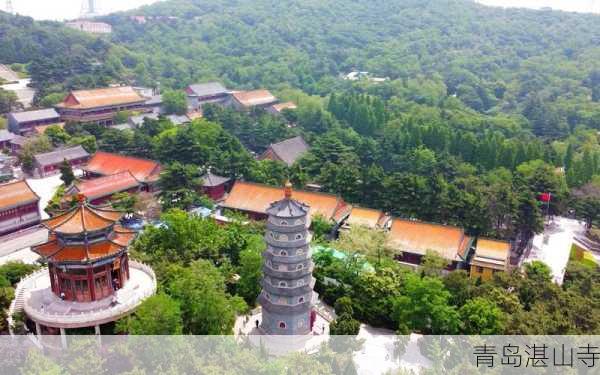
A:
32;145;90;178
219;181;352;227
0;180;40;235
257;182;317;335
229;90;278;111
65;171;142;206
258;136;309;167
82;152;162;192
469;238;510;281
14;196;156;343
7;109;61;135
55;87;147;125
186;82;230;110
199;171;231;201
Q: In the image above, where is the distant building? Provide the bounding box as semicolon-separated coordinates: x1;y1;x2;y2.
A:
8;135;27;155
199;171;231;201
258;136;309;167
128;113;159;128
33;123;65;136
55;86;147;125
7;108;61;135
65;20;112;34
165;114;191;126
0;154;14;183
143;95;163;114
0;129;16;150
65;171;142;206
267;101;297;116
220;181;352;225
186;82;230;110
0;180;40;235
388;218;474;270
469;238;510;281
229;90;278;111
342;207;391;230
82;152;162;191
32;146;90;178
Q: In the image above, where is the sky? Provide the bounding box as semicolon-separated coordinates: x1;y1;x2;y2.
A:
1;0;599;20
1;0;162;21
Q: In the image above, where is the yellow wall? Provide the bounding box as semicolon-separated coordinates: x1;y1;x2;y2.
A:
470;265;498;281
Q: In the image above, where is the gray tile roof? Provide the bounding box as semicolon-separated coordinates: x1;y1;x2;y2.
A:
201;172;230;187
166;114;190;125
34;145;89;167
145;95;162;106
129;113;159;127
267;136;310;167
9;108;60;124
187;82;228;97
0;130;16;143
9;135;27;146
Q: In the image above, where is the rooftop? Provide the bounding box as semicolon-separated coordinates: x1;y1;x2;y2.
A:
232;90;278;107
345;207;390;229
220;181;351;223
41;200;123;235
33;123;65;135
270;101;297;113
8;108;60;124
471;238;510;271
33;145;89;167
261;136;309;167
187;82;228;97
0;129;16;143
83;152;161;183
129;113;159;127
56;86;145;110
68;171;140;200
201;171;230;187
21;261;156;329
0;180;39;211
388;218;473;261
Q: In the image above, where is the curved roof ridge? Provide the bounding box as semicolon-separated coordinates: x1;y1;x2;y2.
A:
44;206;81;231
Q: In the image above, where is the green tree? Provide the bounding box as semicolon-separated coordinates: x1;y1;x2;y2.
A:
116;293;183;335
165;260;247;334
0;88;18;113
162;90;188;115
458;297;505;334
59;159;75;186
44;125;70;146
421;251;449;277
335;225;391;265
112;192;138;215
236;245;263;306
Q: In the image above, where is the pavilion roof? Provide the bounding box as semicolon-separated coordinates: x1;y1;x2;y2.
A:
388;218;473;262
261;136;309;167
232;90;278;108
42;200;123;235
33;225;136;263
470;238;510;271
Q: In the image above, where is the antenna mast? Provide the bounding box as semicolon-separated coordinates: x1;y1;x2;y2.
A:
6;0;13;14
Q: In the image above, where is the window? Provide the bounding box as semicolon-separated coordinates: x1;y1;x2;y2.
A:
297;264;304;270
279;281;287;287
295;234;303;240
477;266;484;273
280;220;288;226
279;321;286;329
297;248;304;255
280;250;288;256
295;219;304;225
297;279;304;287
298;297;305;303
265;293;271;300
298;320;304;328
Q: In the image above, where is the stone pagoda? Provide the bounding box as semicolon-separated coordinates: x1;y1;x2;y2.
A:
257;182;317;335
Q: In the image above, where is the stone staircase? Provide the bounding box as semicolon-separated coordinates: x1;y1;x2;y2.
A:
574;235;600;253
7;278;27;336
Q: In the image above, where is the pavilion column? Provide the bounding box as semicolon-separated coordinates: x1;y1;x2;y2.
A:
60;328;67;349
87;267;95;301
95;325;102;345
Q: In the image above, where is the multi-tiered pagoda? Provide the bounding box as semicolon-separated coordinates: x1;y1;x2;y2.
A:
258;182;317;335
32;195;135;302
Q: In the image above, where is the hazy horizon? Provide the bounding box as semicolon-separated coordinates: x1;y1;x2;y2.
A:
1;0;599;21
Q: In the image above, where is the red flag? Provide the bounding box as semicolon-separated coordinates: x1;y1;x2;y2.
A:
538;192;551;202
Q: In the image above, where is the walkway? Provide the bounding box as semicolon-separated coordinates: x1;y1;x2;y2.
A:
525;216;587;284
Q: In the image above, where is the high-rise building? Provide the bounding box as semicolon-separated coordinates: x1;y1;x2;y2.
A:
258;182;317;335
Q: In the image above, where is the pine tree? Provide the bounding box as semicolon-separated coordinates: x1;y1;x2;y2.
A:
59;159;75;186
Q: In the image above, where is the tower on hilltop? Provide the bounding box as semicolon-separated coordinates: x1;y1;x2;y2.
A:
257;182;318;335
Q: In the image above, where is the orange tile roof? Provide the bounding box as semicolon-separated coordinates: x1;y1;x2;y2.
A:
43;202;123;235
232;90;278;107
56;86;145;110
346;207;390;229
471;238;510;271
388;218;473;261
271;102;297;112
0;180;39;211
33;234;133;263
70;171;140;200
82;152;161;183
221;181;352;223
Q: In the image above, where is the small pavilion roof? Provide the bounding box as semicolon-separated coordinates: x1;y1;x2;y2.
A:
42;199;123;235
201;171;230;187
470;238;510;271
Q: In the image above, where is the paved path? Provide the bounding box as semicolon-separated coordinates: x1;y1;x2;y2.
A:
525;217;587;284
